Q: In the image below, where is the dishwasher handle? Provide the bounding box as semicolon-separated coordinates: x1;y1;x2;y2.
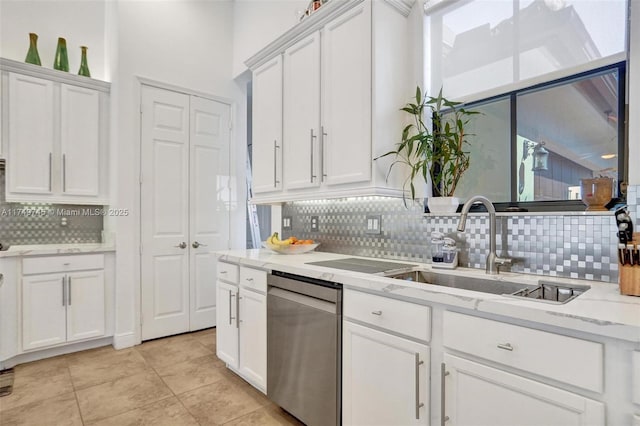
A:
268;286;336;314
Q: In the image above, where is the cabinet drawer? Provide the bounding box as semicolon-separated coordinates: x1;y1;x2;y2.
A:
239;267;267;293
22;254;104;275
344;289;431;342
217;261;239;283
443;311;603;393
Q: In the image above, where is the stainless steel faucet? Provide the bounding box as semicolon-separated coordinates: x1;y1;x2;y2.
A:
457;195;512;275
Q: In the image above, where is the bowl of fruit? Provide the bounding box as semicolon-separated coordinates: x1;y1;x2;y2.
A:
263;232;320;254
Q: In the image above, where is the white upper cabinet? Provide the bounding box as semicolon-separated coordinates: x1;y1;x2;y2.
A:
1;58;110;205
322;3;371;187
7;73;55;195
283;32;321;191
252;55;284;194
247;0;416;203
60;84;100;197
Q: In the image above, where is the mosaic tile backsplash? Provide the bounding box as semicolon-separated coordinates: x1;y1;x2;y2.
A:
0;167;103;246
280;192;640;283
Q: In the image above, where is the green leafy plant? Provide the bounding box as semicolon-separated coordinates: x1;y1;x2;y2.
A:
378;86;479;202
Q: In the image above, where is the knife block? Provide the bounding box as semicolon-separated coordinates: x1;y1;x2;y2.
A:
619;233;640;296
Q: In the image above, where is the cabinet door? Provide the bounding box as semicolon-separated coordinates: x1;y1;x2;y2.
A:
322;2;372;186
283;31;321;190
7;73;55;195
66;270;105;342
239;288;267;391
216;281;239;369
252;56;283;194
343;321;429;426
22;273;67;350
60;84;100;197
443;354;604;426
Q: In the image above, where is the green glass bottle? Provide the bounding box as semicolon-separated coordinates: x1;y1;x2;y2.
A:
78;46;91;77
53;37;69;72
25;33;42;66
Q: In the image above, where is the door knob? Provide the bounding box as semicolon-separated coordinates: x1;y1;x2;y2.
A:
192;241;208;249
174;242;187;249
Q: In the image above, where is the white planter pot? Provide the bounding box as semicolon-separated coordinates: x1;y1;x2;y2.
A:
427;196;460;214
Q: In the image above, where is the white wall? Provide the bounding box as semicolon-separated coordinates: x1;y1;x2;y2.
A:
232;0;307;78
111;0;244;347
0;0;107;80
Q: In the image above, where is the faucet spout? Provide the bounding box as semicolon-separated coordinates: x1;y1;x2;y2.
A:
457;196;511;274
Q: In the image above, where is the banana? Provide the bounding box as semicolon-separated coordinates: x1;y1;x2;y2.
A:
269;232;292;246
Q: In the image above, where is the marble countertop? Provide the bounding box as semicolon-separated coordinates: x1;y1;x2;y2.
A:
215;249;640;342
0;243;116;258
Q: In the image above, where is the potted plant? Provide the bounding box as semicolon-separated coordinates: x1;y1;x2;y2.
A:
378;86;478;213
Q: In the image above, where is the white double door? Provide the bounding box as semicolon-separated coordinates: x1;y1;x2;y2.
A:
141;85;231;341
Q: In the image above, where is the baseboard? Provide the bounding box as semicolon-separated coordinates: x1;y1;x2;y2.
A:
0;337;113;369
113;332;137;350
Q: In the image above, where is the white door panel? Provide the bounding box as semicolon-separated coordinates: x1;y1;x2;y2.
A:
238;288;267;391
22;274;67;350
189;96;230;331
66;270;105;342
322;3;372;186
252;56;283;194
141;85;190;340
8;73;55;195
141;87;230;339
216;281;239;368
60;84;100;196
283;32;321;190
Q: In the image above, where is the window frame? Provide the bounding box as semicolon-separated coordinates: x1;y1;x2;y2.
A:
443;61;627;213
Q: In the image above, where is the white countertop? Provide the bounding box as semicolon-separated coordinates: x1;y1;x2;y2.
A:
0;243;115;258
215;249;640;342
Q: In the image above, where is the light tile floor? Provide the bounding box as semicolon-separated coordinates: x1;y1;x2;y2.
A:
0;328;303;426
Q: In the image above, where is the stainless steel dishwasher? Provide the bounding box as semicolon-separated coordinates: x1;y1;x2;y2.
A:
267;271;342;426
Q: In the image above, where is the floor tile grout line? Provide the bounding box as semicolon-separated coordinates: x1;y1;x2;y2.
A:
72;387;86;426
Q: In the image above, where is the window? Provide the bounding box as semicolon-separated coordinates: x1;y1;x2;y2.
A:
425;0;628;210
452;63;625;210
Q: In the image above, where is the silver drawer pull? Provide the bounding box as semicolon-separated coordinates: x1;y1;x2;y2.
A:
371;310;382;316
497;343;514;351
245;278;254;282
220;270;228;274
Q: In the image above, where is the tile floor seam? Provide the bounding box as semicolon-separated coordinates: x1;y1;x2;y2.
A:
72;388;86;426
174;392;205;426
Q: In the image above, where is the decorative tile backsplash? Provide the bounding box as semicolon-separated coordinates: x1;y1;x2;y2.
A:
0;167;103;245
280;192;640;283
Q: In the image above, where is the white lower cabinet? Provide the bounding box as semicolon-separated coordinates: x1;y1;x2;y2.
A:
216;280;239;367
442;354;604;426
215;262;267;392
22;261;105;351
343;321;429;426
238;288;267;388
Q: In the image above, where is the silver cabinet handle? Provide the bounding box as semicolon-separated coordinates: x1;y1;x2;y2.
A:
415;354;424;420
49;153;53;192
245;277;254;282
497;343;514;351
371;310;382;316
321;126;328;180
67;276;72;306
174;242;187;249
62;154;67;192
229;292;236;325
273;140;280;187
310;129;317;183
236;290;240;329
220;270;228;274
441;363;450;425
192;241;207;249
62;276;66;306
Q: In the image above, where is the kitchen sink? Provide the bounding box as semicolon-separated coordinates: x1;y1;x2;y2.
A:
384;269;589;304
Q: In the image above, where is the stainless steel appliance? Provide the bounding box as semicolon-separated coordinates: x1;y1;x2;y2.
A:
267;271;342;426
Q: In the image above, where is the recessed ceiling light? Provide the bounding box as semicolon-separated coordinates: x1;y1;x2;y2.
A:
601;153;616;159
